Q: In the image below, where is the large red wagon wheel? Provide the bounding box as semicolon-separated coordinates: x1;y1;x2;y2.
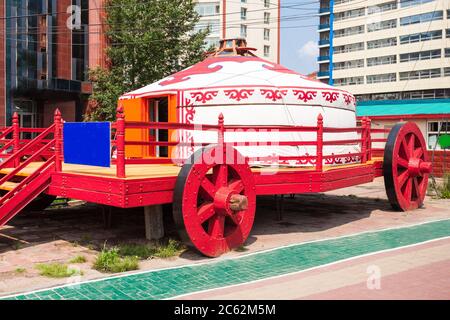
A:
383;122;432;211
173;145;256;257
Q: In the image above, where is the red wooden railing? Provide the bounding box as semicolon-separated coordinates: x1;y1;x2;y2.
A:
0;113;53;162
113;106;389;178
0;108;391;180
0;110;63;226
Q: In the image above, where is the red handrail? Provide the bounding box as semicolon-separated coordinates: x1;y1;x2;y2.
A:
0;140;55;186
112;111;390;178
0;127;13;141
0;124;55;170
0;156;55;206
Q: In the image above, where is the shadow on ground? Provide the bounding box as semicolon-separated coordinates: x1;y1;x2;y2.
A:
0;192;394;257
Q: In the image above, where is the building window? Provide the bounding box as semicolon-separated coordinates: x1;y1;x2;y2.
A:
367;19;396;32
400;0;435;8
264;28;270;40
195;3;220;16
204;37;220;49
400;49;441;62
334;42;364;54
335;0;355;4
445;68;450;77
241;7;247;20
334;25;364;38
445;48;450;58
400;68;441;81
427;121;450;150
264;12;270;24
357;89;450;101
333;59;364;70
241;0;247;2
240;25;247;38
403;89;450;100
400;11;443;26
367;37;397;49
368;1;397;14
264;45;270;57
367;55;397;67
366;73;396;84
447;29;450;38
264;0;270;8
334;76;364;86
194;20;220;34
400;30;442;44
335;7;365;21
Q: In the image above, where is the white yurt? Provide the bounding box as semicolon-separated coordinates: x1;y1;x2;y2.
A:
119;39;359;166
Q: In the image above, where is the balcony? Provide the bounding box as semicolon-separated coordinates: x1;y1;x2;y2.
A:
317;71;330;78
318;23;330;32
319;7;331;15
317;56;330;63
318;39;330;47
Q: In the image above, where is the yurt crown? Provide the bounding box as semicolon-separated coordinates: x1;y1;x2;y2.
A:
208;38;257;57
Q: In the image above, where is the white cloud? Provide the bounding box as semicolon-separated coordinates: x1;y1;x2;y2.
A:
297;40;319;58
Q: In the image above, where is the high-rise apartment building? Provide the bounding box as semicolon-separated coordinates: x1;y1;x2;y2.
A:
194;0;280;63
318;0;450;157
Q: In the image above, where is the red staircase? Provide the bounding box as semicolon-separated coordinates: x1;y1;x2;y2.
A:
0;110;62;226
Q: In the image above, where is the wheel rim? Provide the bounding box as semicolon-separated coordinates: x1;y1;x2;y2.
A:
173;145;256;257
384;122;432;211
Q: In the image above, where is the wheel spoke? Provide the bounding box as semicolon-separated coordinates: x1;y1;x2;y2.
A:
403;178;412;202
397;170;409;188
401;138;410;159
200;177;216;199
228;179;244;193
408;134;415;158
198;203;215;223
208;215;225;238
397;158;409;168
227;212;241;226
413;147;423;159
214;164;228;188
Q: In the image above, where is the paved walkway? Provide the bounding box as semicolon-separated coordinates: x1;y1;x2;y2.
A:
180;237;450;300
4;218;450;300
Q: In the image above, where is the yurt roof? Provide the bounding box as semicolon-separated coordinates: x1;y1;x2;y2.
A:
119;41;355;111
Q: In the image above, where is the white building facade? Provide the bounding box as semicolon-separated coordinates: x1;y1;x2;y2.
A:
195;0;280;63
318;0;450;155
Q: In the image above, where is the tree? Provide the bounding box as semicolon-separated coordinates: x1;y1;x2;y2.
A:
86;0;208;121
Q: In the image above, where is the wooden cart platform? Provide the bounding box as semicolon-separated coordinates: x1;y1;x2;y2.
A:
0;109;431;257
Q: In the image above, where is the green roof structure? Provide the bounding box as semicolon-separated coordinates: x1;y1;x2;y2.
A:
356;99;450;118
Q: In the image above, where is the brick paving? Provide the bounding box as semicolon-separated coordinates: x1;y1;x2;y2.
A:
1;178;450;299
182;237;450;300
5;219;450;300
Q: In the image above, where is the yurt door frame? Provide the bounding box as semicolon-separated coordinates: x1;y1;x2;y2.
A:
147;95;177;158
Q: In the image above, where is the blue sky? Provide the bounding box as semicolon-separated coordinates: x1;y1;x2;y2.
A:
280;1;319;75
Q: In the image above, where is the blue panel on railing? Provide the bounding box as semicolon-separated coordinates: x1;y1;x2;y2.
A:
63;122;111;167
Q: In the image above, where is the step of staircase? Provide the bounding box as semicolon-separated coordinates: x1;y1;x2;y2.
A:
0;181;19;191
0;162;46;178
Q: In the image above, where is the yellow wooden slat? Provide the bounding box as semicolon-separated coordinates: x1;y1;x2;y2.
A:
0;181;19;191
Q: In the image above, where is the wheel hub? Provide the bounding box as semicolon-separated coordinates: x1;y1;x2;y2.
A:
214;187;248;214
408;158;432;177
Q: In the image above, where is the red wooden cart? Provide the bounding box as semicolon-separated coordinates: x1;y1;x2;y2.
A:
0;108;432;257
